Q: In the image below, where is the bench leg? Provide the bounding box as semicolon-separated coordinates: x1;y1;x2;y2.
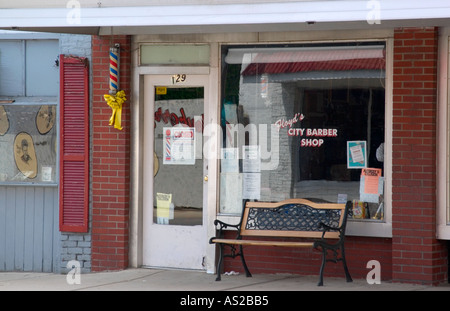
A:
318;249;327;286
341;245;353;283
215;244;224;281
239;245;252;278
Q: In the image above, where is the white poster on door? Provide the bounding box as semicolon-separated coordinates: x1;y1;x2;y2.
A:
163;127;196;165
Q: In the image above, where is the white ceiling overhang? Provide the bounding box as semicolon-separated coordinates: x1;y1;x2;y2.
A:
1;0;450;35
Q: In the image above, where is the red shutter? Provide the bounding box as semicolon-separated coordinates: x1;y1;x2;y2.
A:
59;55;89;232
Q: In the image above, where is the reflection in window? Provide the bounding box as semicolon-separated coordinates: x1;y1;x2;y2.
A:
219;43;386;221
0;40;59;97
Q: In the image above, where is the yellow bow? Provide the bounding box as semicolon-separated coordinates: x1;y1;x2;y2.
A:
104;90;126;130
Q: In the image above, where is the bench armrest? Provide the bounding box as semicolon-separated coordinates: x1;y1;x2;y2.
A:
212;219;241;240
214;219;240;231
319;222;341;232
319;222;343;239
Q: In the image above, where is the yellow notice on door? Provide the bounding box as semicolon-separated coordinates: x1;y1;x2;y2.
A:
156;192;172;224
156;86;167;95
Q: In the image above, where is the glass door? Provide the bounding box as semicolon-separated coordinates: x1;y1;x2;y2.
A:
153;85;204;226
143;74;208;270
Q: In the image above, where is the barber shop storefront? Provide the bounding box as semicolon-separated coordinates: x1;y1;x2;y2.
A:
2;2;450;286
134;38;389;275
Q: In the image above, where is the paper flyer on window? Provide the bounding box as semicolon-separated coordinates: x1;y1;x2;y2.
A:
347;141;367;169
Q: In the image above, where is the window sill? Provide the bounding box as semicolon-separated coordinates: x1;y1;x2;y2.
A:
0;182;58;187
0;96;57;105
346;219;392;238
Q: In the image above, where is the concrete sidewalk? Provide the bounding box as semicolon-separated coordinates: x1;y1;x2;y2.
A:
0;268;449;291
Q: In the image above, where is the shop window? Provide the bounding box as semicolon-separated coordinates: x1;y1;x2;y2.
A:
0;39;59;184
219;42;386;223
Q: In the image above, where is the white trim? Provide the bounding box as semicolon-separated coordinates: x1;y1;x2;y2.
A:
1;1;450;32
0;30;61;39
348;37;393;238
128;40;143;268
344;37;394;238
129;40;220;272
437;27;450;239
135;66;209;76
142;74;211;270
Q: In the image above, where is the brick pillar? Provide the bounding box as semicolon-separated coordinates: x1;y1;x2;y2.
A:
91;35;131;271
392;27;447;284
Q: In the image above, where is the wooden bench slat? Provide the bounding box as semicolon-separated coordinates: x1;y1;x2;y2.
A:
240;229;339;239
247;199;344;210
211;238;314;248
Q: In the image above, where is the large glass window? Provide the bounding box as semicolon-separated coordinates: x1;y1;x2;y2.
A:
219;42;386;222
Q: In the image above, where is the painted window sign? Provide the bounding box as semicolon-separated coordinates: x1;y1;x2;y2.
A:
275;113;338;148
154;106;202;129
274;113;304;131
163;127;196;165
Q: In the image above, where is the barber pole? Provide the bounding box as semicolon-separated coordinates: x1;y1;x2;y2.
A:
165;129;172;162
109;44;119;94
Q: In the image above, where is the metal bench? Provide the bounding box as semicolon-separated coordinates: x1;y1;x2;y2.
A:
209;199;353;286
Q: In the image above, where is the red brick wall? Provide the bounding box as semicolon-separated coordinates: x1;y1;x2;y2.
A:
91;35;131;271
392;27;447;285
223;233;393;281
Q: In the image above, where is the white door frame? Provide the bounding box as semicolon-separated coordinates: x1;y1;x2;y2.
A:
141;73;218;272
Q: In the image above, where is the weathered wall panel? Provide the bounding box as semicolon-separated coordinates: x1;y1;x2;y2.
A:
0;186;59;272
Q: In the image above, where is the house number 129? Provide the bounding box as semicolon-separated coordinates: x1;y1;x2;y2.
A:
172;74;186;84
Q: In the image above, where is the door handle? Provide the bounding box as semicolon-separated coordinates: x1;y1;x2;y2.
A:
204;175;208;182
